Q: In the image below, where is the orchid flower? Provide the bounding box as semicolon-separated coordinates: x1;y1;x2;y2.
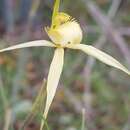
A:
0;0;130;128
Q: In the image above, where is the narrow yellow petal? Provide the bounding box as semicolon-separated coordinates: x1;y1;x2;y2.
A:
52;0;60;23
67;44;130;75
41;48;64;129
0;40;55;52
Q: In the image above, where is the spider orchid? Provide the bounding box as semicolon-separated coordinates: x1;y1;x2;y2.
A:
0;0;130;128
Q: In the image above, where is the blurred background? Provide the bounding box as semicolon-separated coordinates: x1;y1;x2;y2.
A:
0;0;130;130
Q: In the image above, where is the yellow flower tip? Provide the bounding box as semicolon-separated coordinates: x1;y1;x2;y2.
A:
46;13;83;47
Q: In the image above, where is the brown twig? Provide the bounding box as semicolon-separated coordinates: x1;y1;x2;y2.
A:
84;26;130;37
83;0;130;66
10;0;41;125
81;0;124;129
4;0;15;34
119;27;130;36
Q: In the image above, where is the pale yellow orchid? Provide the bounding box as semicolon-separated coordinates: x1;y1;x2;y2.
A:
0;0;130;129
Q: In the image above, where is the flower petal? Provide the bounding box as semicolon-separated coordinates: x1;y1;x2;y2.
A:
48;21;83;46
0;40;55;52
41;48;64;129
67;44;130;75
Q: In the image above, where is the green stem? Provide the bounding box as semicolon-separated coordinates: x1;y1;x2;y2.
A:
81;108;86;130
40;114;50;130
0;81;8;108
